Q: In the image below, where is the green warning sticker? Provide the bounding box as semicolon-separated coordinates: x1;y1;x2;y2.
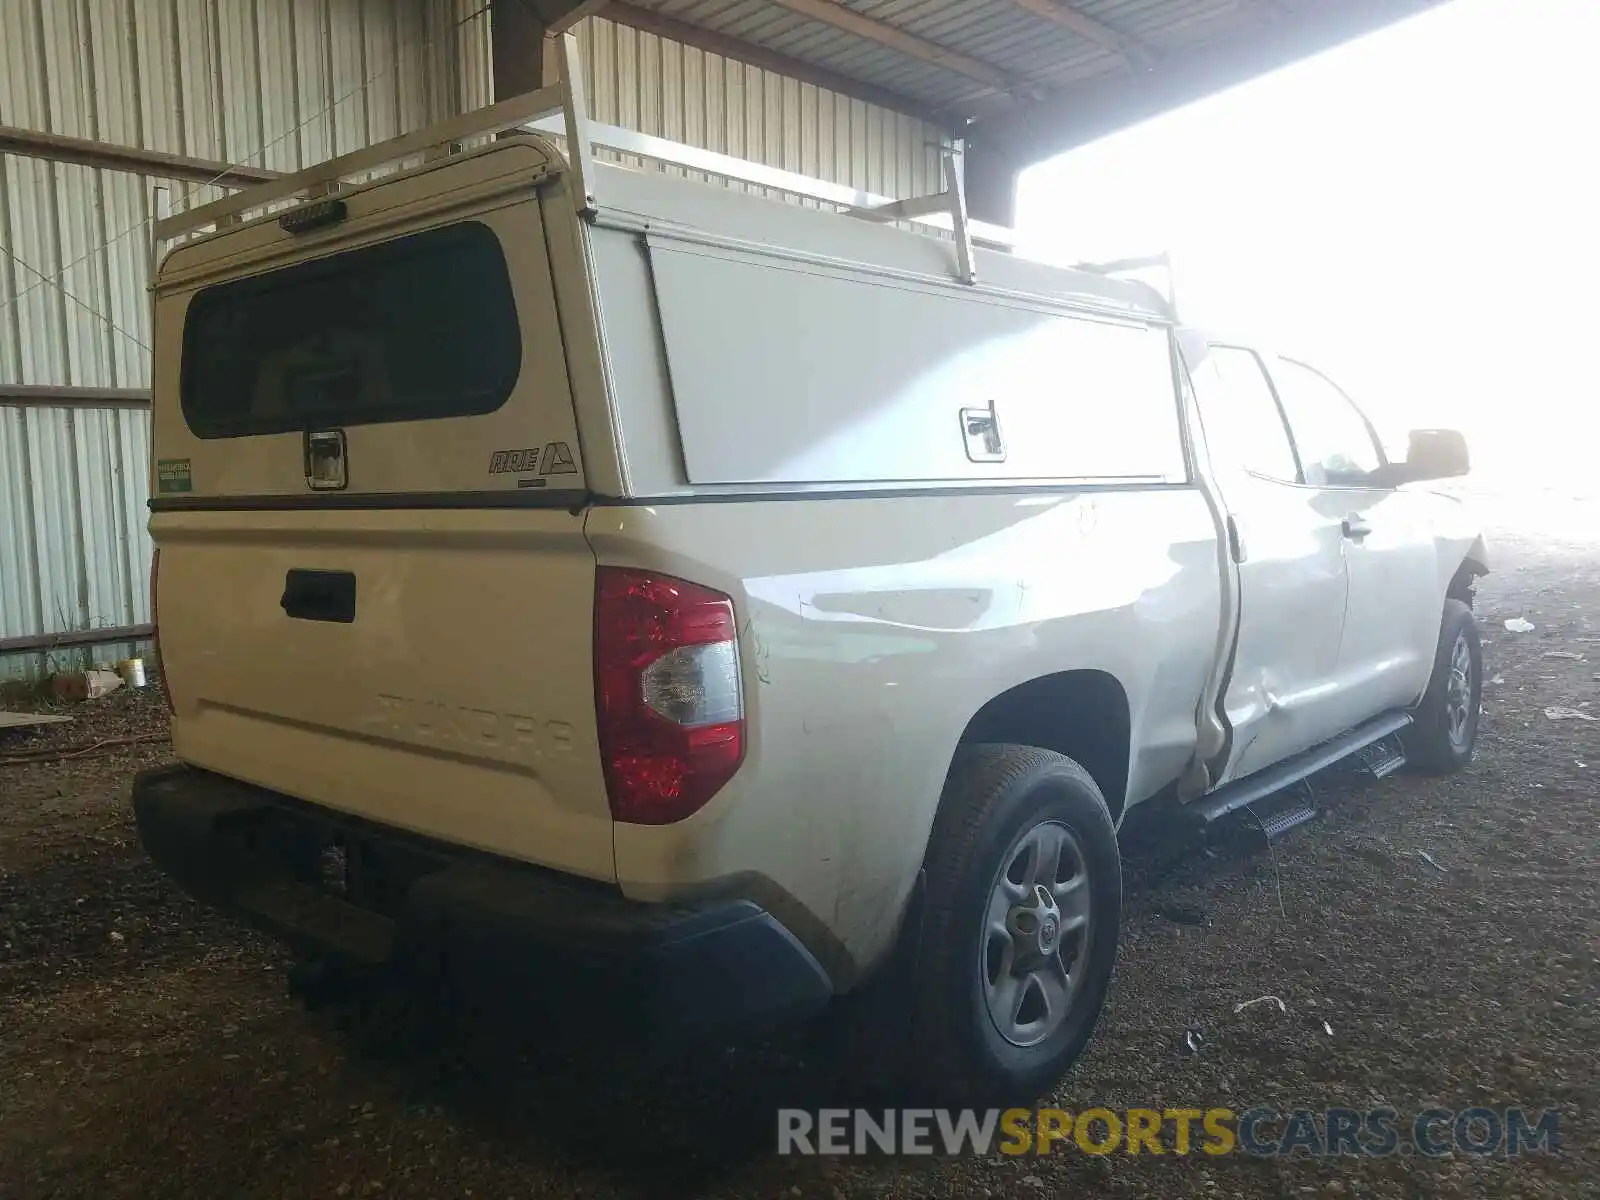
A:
156;458;193;494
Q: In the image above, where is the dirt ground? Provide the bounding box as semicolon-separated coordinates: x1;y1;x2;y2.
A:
2;486;1596;1200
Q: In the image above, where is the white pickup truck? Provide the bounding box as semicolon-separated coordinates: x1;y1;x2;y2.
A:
133;62;1487;1102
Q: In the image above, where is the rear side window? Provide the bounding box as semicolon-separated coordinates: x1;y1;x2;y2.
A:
180;221;521;439
1270;358;1383;486
1195;346;1300;483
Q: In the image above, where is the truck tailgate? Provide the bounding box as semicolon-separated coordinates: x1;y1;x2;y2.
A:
147;143;615;882
152;508;614;882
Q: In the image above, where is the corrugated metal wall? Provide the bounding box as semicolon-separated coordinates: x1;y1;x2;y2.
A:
1;0;942;669
0;0;470;393
0;0;472;669
576;16;948;203
452;14;949;203
0;404;151;670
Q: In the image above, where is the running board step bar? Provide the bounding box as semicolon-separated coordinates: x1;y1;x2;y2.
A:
1187;711;1413;826
1250;801;1319;841
1352;735;1408;780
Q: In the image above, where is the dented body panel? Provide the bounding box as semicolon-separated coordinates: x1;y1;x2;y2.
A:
589;490;1222;979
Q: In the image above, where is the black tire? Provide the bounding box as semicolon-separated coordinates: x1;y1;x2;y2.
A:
1403;598;1482;775
909;743;1121;1104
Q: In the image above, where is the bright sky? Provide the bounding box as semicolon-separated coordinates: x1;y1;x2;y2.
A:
1016;0;1600;483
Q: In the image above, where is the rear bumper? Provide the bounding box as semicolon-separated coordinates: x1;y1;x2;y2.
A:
132;764;831;1039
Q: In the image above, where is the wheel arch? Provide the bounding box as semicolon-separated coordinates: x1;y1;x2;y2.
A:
951;670;1133;825
848;671;1131;995
1448;535;1491;606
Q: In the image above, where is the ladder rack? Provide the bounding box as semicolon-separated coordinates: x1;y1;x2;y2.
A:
153;33;1015;286
1073;251;1181;318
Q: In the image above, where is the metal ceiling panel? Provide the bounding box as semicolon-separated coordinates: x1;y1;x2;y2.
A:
614;0;1327;113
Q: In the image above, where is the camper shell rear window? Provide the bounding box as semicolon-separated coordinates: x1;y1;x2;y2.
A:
180;221;521;439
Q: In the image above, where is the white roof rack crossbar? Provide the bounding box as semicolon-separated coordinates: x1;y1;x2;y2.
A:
1074;252;1180;318
154;81;568;244
839;144;994;283
526;113;1016;256
1075;252;1171;276
153;33;1018;283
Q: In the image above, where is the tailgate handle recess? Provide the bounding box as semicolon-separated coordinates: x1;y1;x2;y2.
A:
281;569;357;624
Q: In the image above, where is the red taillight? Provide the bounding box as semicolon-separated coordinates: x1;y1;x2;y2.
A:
594;568;746;825
150;548;175;715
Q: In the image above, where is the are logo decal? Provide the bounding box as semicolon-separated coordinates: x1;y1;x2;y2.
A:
540;441;578;475
489;447;540;475
490;442;579;481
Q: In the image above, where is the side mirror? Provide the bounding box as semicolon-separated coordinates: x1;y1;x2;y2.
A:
1373;428;1471;486
1402;427;1470;481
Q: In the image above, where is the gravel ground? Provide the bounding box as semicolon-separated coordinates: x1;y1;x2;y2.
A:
1;490;1596;1200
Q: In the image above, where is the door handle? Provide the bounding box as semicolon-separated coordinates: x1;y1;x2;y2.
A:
1341;514;1372;541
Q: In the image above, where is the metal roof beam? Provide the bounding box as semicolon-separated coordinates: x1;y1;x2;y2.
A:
1008;0;1159;66
0;125;278;189
602;2;948;125
765;0;1024;95
0;384;151;409
493;1;611;95
513;0;611;35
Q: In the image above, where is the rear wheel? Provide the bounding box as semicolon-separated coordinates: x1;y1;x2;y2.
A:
909;744;1121;1103
1404;598;1482;774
